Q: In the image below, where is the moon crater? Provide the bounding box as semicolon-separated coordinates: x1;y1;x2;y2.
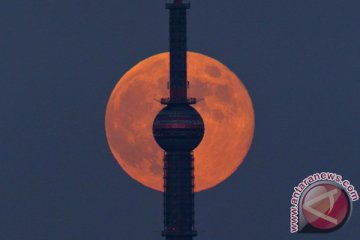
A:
205;65;222;78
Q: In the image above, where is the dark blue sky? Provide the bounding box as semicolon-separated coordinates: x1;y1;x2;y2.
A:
1;0;359;239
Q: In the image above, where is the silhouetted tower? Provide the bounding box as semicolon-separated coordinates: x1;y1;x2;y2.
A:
153;1;204;240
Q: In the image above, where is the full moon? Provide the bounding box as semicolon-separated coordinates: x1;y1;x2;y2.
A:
105;52;254;192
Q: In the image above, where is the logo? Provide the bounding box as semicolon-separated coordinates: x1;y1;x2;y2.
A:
290;172;358;233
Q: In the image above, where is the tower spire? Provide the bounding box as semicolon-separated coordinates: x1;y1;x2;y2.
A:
166;0;190;103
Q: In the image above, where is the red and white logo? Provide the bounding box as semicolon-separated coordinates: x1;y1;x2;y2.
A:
301;183;350;231
290;172;358;233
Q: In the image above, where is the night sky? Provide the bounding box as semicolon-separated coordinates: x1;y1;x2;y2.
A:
1;0;359;239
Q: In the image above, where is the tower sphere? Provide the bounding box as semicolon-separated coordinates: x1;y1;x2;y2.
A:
153;104;204;152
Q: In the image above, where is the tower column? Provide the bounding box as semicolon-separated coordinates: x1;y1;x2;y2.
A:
167;0;190;103
153;2;203;240
162;152;196;239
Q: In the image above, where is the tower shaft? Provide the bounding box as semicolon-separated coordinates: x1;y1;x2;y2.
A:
154;1;201;240
167;0;190;103
162;152;196;239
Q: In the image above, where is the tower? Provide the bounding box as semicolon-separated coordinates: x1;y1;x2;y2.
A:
152;1;204;240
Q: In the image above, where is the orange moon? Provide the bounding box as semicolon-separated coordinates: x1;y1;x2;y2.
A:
105;52;254;192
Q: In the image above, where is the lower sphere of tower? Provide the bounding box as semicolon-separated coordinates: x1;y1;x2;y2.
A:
153;104;204;152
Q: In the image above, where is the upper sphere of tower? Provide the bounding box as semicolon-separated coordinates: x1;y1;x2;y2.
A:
153;104;204;152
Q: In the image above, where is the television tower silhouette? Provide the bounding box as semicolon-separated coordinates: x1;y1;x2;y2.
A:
153;1;204;240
